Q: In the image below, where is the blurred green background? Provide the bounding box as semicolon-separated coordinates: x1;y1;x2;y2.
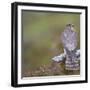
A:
22;10;80;77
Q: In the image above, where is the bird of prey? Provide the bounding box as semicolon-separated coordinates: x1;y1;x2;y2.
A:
61;24;79;70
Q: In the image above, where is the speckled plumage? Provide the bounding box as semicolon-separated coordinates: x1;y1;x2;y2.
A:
61;24;79;70
61;26;77;51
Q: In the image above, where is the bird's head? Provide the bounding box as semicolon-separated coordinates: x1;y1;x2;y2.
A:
66;24;75;31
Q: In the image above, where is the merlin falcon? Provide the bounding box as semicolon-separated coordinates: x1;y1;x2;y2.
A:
61;24;79;70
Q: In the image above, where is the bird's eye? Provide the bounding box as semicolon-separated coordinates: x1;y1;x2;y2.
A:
66;24;71;27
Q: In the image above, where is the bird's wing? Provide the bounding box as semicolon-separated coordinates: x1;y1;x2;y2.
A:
51;49;80;62
52;53;65;62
